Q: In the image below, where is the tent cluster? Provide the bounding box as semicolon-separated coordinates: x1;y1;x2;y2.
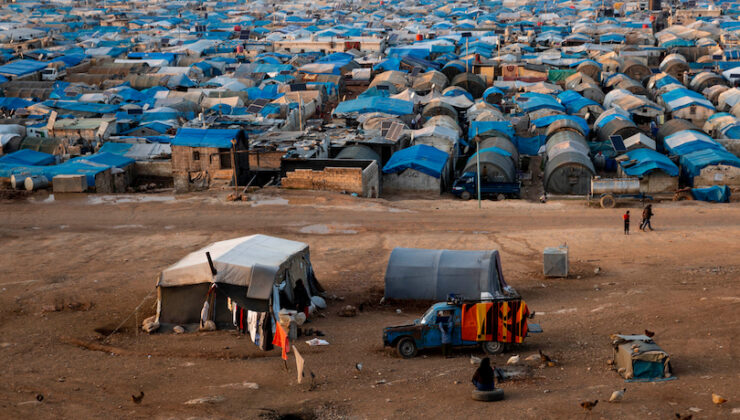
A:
0;0;737;198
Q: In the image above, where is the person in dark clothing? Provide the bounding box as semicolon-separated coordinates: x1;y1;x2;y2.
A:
293;279;311;316
641;204;654;231
472;357;495;391
623;210;630;235
438;311;453;358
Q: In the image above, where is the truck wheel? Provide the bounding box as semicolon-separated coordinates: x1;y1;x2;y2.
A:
461;191;471;200
397;337;418;358
496;194;506;201
482;341;504;355
600;194;616;209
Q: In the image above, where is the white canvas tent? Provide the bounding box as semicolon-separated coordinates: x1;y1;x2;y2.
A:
155;235;321;329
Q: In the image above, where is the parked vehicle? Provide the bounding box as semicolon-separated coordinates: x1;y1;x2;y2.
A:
41;62;67;81
451;171;521;200
383;298;541;358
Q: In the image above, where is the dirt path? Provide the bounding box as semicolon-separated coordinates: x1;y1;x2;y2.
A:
0;189;738;419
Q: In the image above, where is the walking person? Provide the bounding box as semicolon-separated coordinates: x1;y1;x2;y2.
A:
641;204;654;231
623;210;630;235
438;310;453;358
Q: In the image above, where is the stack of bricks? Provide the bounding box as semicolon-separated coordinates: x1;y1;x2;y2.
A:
282;167;363;194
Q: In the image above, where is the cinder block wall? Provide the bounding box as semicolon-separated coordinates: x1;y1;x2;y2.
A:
282;167;363;194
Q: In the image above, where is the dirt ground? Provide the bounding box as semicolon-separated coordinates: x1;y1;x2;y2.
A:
0;188;738;420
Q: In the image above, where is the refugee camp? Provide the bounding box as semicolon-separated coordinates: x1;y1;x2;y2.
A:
0;0;738;418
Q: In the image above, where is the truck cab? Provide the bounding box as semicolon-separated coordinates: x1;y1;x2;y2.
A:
41;63;66;81
451;171;521;201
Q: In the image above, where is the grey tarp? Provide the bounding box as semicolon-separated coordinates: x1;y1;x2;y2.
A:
383;248;507;300
156;234;313;325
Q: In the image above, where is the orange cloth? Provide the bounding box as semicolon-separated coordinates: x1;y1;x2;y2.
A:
272;322;290;360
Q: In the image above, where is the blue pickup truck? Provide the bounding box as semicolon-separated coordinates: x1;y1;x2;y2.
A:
383;301;542;358
451;172;521;201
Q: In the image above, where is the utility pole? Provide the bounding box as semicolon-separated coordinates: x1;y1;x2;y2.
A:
476;139;481;209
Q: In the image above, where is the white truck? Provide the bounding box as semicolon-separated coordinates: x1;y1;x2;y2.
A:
41;62;66;81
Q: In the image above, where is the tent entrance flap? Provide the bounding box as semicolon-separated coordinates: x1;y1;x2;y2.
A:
245;263;278;308
218;282;270;313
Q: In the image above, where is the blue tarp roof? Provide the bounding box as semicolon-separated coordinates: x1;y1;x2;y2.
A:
662;87;715;112
620;148;679;177
0;97;35;110
333;97;413;116
664;130;723;156
680;148;740;177
382;144;449;178
531;114;590;136
0;149;55;166
172;128;244;148
516;92;565;112
468;121;514;139
0;59;48;76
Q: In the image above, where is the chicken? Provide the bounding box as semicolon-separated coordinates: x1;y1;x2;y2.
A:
506;355;520;365
675;413;692;420
644;329;655;338
712;393;728;405
609;388;626;403
131;391;144;404
580;400;598;412
539;350;556;366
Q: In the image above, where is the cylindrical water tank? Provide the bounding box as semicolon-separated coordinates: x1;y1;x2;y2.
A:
10;174;28;190
591;178;641;195
24;175;49;191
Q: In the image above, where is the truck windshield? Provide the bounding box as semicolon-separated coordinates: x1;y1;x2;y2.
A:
419;307;437;325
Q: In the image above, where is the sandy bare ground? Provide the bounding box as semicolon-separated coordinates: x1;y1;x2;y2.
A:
0;189;738;419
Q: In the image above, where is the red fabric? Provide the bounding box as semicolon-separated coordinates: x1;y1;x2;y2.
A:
623;214;629;221
272;322;290;360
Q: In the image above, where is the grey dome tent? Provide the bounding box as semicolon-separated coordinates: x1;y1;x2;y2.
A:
383;248;510;301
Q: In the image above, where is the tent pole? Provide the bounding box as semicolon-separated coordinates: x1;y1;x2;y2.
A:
231;139;238;196
476;140;481;209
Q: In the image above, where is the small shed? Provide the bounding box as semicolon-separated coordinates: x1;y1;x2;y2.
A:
171;128;250;192
382;145;450;193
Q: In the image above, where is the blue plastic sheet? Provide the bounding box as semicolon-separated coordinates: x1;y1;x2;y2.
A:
383;144;449;178
619;148;679;177
172;128;244;148
691;185;731;203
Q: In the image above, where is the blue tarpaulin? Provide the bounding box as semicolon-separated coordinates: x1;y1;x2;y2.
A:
0;149;55;166
172;128;244;148
333;97;413;116
531;114;590;136
691;185;731;203
680;148;740;177
468;121;514;139
0;59;48;76
383;144;449;178
619;148;679;177
0;97;35;110
516;92;565;112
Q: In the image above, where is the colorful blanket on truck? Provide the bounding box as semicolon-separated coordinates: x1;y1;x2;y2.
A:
461;301;529;343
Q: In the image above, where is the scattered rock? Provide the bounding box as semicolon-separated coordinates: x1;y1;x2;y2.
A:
689;407;702;413
594;267;601;275
338;305;357;317
217;382;259;390
141;316;160;334
173;325;185;334
184;395;226;405
395;309;402;314
199;320;216;332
